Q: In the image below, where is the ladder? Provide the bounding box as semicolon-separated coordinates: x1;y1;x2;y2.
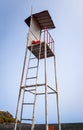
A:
19;43;42;130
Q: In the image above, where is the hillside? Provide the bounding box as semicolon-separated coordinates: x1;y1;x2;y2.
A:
0;110;15;124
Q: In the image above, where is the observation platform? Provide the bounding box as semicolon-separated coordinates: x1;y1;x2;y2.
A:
28;42;55;59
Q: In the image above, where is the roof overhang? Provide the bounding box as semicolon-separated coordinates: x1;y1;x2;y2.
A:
25;10;55;30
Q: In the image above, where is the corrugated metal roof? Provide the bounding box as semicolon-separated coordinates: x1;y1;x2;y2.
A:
25;10;55;30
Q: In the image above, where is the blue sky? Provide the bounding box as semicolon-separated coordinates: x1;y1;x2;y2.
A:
0;0;83;124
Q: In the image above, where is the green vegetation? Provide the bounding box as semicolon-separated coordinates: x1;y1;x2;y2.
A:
0;111;15;124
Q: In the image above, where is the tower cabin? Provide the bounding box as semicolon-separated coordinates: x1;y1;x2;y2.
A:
25;10;55;59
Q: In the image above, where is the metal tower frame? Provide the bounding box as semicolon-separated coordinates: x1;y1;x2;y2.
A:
14;10;61;130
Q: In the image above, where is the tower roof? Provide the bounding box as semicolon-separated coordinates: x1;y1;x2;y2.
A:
25;10;55;30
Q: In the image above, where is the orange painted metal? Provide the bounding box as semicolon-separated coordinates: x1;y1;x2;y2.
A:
48;125;54;130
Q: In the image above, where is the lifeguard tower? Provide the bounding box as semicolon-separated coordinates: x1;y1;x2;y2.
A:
14;10;61;130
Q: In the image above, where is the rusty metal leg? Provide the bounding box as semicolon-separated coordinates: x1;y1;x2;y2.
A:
44;39;48;130
14;41;28;130
54;56;61;130
14;88;22;130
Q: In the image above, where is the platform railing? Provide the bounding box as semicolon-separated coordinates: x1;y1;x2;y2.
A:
41;28;55;53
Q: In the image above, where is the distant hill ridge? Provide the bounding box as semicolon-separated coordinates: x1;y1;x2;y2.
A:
0;110;15;124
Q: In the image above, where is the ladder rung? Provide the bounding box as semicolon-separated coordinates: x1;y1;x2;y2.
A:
27;89;36;91
21;118;32;121
23;103;34;105
21;84;46;88
30;57;36;60
26;77;37;79
28;66;38;69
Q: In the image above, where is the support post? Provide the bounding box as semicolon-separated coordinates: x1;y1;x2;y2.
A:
14;35;28;130
14;88;21;130
44;28;48;130
54;55;61;130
